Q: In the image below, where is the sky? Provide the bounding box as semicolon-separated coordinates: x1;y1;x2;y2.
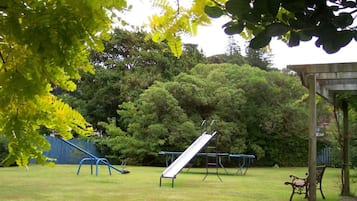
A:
123;0;357;70
183;18;357;69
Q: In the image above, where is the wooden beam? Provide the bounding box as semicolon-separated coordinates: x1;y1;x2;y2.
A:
308;74;317;201
316;72;357;80
288;62;357;74
341;100;350;195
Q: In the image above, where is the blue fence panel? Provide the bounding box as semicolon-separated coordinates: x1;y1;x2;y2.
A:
44;136;101;164
317;147;331;166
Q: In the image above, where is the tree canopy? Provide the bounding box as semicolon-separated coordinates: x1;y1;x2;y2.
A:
62;28;205;128
98;63;314;166
0;0;126;166
149;0;357;57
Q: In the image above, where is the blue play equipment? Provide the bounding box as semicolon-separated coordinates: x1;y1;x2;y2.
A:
159;151;255;175
59;138;129;176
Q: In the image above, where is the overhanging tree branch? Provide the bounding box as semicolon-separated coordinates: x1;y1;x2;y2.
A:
0;51;5;64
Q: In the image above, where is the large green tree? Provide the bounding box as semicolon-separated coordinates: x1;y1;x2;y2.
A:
62;29;205;129
111;63;312;166
0;0;126;166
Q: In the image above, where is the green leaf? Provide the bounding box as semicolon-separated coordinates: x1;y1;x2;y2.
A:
288;31;300;47
268;0;281;17
253;0;280;17
265;23;289;37
330;5;340;11
245;12;261;23
333;12;353;28
341;0;356;8
253;0;268;15
249;32;271;49
167;37;183;58
322;41;339;54
204;5;223;18
223;21;245;35
318;30;353;54
299;30;314;41
226;0;251;18
315;38;323;47
281;0;305;12
334;30;353;49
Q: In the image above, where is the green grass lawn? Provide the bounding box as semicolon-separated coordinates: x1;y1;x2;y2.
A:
0;165;356;201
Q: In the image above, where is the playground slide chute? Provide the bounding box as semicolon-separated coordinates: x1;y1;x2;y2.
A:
160;131;217;187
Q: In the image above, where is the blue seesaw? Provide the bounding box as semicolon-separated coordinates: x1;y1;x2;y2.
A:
60;138;129;176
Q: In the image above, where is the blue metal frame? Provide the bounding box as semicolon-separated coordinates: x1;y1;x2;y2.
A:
59;138;127;176
159;151;255;175
76;157;112;176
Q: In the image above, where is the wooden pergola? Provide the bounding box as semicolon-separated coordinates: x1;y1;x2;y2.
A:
288;62;357;201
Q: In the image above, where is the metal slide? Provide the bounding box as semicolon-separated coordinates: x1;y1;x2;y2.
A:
160;131;217;187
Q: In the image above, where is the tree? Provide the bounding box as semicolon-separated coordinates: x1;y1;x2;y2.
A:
111;63;312;166
204;36;248;65
62;29;205;129
115;85;196;165
0;0;126;166
149;0;357;56
245;47;273;71
226;35;241;55
206;53;247;65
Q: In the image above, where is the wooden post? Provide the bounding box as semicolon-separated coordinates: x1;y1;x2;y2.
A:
308;74;317;201
341;100;350;195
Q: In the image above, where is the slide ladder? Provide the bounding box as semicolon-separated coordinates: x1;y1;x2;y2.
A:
59;138;129;176
203;134;222;182
160;131;217;187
